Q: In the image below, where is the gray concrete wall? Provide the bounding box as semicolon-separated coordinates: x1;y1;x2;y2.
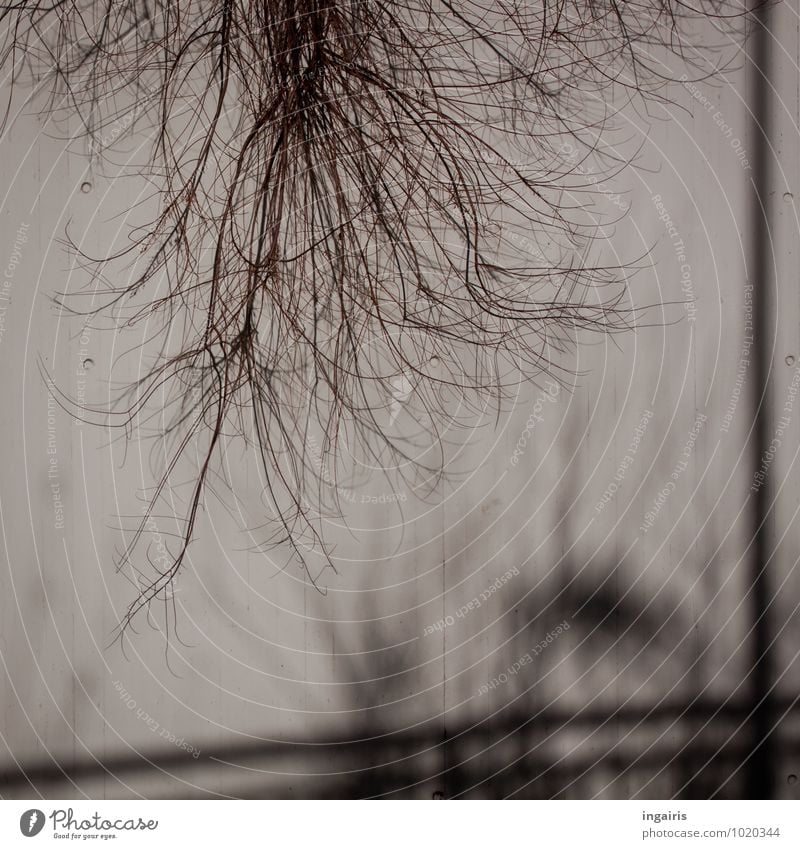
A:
1;6;800;798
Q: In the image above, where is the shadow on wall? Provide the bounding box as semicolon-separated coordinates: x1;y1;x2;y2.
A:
3;404;798;798
1;608;798;798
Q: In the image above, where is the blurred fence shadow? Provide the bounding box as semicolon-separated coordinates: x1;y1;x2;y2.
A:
2;692;798;798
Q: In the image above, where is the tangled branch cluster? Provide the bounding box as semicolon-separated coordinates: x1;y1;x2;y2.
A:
0;0;741;634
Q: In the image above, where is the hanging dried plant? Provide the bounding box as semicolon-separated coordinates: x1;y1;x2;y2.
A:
0;0;743;636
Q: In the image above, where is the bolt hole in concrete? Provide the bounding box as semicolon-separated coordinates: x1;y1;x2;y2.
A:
783;191;794;203
82;358;94;371
786;355;795;367
80;181;92;193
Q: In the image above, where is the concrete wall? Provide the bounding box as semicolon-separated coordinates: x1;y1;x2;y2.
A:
2;7;800;798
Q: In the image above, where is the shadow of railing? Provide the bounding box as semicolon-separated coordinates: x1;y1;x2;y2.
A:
2;693;798;799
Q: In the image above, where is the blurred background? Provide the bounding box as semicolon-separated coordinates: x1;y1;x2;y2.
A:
2;3;800;799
